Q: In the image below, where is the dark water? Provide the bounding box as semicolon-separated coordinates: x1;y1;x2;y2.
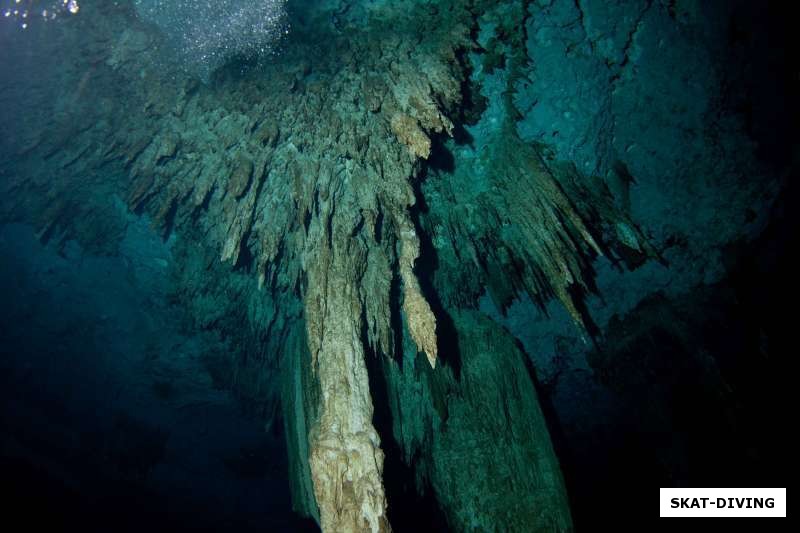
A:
0;0;794;530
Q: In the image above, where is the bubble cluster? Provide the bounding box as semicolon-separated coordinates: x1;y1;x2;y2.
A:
1;0;79;30
133;0;289;82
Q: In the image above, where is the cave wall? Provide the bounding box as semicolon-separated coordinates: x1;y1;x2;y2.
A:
477;0;794;526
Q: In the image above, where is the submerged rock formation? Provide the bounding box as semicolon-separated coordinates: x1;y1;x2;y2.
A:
380;310;573;530
0;0;679;529
1;0;789;530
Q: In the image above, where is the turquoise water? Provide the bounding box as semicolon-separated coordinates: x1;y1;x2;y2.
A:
0;1;793;530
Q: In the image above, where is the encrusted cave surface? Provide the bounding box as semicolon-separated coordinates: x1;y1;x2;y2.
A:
0;0;794;531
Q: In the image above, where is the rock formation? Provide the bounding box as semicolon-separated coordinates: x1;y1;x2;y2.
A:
1;0;787;530
0;1;646;529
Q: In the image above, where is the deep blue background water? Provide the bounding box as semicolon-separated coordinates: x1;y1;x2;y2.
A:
0;219;308;531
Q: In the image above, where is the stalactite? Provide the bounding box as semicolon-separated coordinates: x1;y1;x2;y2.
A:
0;1;659;530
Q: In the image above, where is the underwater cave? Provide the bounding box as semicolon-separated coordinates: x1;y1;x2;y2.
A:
0;0;794;530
